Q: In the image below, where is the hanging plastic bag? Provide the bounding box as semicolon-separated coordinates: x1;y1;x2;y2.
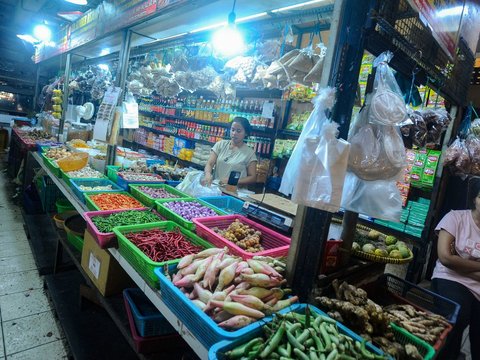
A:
121;92;139;129
467;136;480;175
455;139;471;175
443;137;463;166
279;87;336;197
341;172;403;221
304;44;327;84
176;170;221;197
348;105;406;180
368;51;408;126
292;120;350;212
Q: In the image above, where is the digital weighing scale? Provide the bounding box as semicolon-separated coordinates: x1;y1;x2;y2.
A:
242;201;295;236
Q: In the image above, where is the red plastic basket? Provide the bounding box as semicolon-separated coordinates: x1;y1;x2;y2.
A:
84;208;162;248
192;215;290;259
123;292;183;354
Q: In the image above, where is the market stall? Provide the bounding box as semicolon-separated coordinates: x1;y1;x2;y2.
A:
11;0;479;359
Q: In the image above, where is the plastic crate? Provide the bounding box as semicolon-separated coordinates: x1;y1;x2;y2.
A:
56;198;75;213
129;184;189;207
199;195;246;215
193;215;291;259
123;288;175;337
64;215;86;252
60;168;107;185
209;304;386;360
389;322;435;360
37;176;65;213
156;265;301;348
107;165;121;183
123;293;183;354
363;274;456;351
41;154;62;177
165;180;181;187
113;221;214;288
84;208;163;249
116;172;165;191
84;191;145;211
155;198;226;231
71;178;123;204
66;232;83;252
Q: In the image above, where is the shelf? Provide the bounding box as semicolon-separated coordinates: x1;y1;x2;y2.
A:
278;129;301;138
132;142;205;170
139;110;275;134
139;125;217;146
32;151;209;359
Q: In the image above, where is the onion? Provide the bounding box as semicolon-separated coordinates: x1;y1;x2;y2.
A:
164;201;218;221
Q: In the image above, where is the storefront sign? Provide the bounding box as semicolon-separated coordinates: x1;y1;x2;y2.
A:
407;0;465;60
108;0;158;32
69;9;98;50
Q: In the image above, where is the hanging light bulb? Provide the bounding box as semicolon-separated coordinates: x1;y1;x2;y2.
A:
212;0;245;57
33;23;52;42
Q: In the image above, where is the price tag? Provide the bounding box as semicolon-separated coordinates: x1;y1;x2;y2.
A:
88;252;101;280
242;201;251;210
261;101;275;119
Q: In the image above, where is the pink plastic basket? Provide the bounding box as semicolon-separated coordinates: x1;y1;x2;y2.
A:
84;208;162;248
192;215;290;259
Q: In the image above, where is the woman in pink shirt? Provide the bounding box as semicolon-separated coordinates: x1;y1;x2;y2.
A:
432;182;480;359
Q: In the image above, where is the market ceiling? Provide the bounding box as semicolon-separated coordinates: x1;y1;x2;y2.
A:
0;0;100;97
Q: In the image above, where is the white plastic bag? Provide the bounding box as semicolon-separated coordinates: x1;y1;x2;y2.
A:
292;121;350;212
279;87;339;201
176;171;221;197
341;172;403;221
368;51;408;126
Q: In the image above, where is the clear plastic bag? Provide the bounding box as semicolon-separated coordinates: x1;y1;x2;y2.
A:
341;172;403;221
467;136;480;175
292;120;350;212
443;137;463;166
279;87;337;197
176;171;222;197
368;51;408;126
304;44;327;84
455;138;471;175
348;105;406;180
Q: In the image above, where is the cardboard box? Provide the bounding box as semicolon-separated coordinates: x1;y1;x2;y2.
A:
81;229;133;297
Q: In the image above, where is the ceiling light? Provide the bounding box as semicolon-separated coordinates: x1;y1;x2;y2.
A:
65;0;88;5
98;64;109;71
212;0;245;57
33;24;52;42
271;0;329;13
100;48;110;56
17;34;39;44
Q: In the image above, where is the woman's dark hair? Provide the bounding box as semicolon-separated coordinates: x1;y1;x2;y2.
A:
232;117;252;137
468;178;480;209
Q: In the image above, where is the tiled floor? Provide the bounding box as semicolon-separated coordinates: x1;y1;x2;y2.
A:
0;169;69;359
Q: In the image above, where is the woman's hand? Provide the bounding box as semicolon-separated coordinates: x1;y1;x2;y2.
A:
202;174;213;187
219;178;228;186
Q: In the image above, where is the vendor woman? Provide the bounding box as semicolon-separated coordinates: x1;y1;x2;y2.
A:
203;117;257;186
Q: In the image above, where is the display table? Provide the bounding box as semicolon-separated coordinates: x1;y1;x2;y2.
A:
31;152;209;360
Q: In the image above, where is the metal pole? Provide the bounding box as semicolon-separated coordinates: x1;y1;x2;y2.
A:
58;53;71;140
33;66;41;112
286;0;376;302
106;29;133;167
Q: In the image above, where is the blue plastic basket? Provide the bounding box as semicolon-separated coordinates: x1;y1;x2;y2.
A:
116;172;165;191
155;266;298;348
199;196;246;215
209;304;387;360
123;288;175;337
70;178;123;203
165;180;181;187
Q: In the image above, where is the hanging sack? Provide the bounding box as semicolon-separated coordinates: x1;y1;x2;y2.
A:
304;43;327;84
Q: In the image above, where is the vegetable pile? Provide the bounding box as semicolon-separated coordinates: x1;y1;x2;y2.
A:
137;186;180;199
91;210;161;233
314;280;435;359
214;219;264;253
164;200;218;220
89;193;143;210
66;166;104;178
384;304;450;345
167;249;296;330
45;147;70;160
125;229;202;262
223;308;387;360
79;185;113;191
118;172;163;181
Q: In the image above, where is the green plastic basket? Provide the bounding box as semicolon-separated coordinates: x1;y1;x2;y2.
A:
41;154;62;177
84;191;144;211
56;198;75;213
390;323;435;360
113;221;214;288
129;184;189;207
107;165;121;182
155;198;226;231
66;232;84;252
